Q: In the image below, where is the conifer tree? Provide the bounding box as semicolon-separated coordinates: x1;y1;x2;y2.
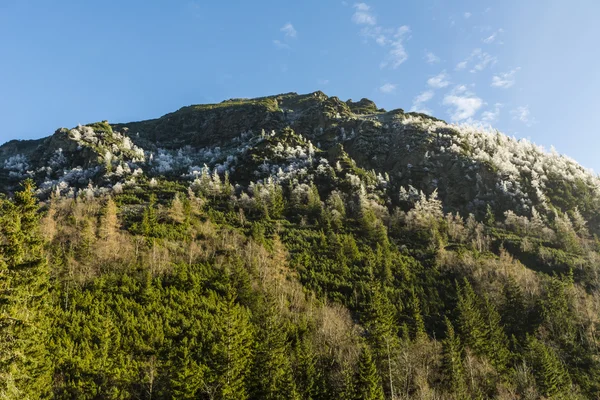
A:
251;297;300;400
500;277;527;341
294;338;325;400
0;179;51;398
407;288;427;341
456;279;487;355
142;194;159;237
354;346;385;400
481;294;511;371
362;283;399;397
526;336;572;397
441;317;467;397
207;291;254;400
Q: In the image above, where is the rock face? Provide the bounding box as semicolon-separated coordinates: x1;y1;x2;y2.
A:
2;91;600;230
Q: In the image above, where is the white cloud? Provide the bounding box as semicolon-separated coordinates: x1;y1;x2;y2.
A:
425;51;440;64
483;28;504;44
380;25;410;69
379;83;397;93
456;61;468;70
491;68;520;88
352;6;410;69
318;79;330;85
511;106;536;126
352;3;377;25
464;12;472;19
415;90;434;104
482;103;503;122
273;40;290;50
456;49;497;73
427;71;450;89
280;23;297;38
410;90;434;114
471;50;497;72
443;86;483;121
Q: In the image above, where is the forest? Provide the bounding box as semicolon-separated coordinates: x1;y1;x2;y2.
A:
2;169;599;400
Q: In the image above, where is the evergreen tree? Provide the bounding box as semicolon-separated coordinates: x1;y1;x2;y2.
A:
456;279;487;355
526;336;572;397
206;291;254;400
361;282;399;397
500;277;527;341
0;180;51;398
250;297;300;400
294;338;324;400
354;346;385;400
441;317;467;397
407;288;427;341
142;194;159;237
481;294;511;371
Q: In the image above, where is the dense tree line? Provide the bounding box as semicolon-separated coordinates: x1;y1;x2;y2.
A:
0;175;599;399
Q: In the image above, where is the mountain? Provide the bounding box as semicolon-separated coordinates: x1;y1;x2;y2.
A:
1;92;599;399
3;91;599;229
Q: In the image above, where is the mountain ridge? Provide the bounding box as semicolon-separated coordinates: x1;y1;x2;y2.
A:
2;91;598;232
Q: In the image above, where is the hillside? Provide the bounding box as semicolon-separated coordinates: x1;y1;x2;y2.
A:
0;92;599;399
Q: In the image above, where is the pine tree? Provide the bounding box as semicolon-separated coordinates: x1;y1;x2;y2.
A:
481;294;511;371
500;277;527;341
526;336;571;397
142;194;159;237
361;282;399;398
542;273;576;344
0;179;52;398
354;346;385;400
207;291;254;400
456;279;487;355
441;317;467;397
294;338;324;400
407;288;427;341
251;297;300;400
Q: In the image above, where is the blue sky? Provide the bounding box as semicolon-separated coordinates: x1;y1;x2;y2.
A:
1;0;599;170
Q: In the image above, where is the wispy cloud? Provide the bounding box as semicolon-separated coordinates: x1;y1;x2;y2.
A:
443;85;483;121
455;61;468;70
352;3;377;25
427;71;450;89
379;83;397;93
410;90;434;114
379;26;411;69
273;40;290;50
464;12;472;19
491;68;520;88
318;79;330;85
352;5;410;69
280;23;297;38
425;51;440;64
456;49;497;72
511;106;536;126
483;28;504;44
482;103;503;122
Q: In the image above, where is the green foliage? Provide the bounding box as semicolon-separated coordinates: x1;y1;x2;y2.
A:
526;336;572;397
1;171;600;399
353;346;385;400
0;180;52;398
441;317;467;397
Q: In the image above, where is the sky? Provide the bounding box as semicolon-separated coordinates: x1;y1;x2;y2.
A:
1;0;599;170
